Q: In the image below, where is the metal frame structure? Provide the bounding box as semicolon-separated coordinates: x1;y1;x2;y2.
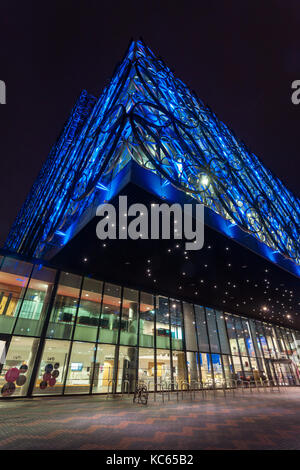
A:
0;249;299;399
5;40;300;266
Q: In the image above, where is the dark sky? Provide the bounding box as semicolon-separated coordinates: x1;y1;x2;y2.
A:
0;0;300;246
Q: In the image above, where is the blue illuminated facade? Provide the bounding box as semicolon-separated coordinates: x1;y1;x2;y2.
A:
2;41;300;398
5;40;300;269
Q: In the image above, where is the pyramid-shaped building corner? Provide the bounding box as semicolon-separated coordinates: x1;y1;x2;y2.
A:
2;40;300;400
5;39;300;272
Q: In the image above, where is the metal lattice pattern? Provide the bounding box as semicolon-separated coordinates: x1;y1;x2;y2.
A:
5;40;300;264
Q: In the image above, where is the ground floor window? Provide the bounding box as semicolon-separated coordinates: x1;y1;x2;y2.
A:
186;351;201;385
212;354;224;388
231;354;243;381
138;347;155;391
33;339;70;395
0;336;39;397
65;342;96;394
222;354;233;387
156;349;171;388
199;353;213;388
1;319;300;398
92;344;116;394
116;345;137;393
172;351;187;388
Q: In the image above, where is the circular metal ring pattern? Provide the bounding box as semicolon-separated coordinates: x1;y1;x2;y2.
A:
5;40;300;265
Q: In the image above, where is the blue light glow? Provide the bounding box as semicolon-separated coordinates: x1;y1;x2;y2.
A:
5;40;300;267
96;183;109;191
55;231;67;237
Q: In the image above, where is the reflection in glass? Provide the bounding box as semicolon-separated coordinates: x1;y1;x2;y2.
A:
272;361;287;385
255;321;270;358
98;283;121;344
283;329;294;357
241;319;255;357
225;314;239;356
212;354;224;388
92;344;116;393
182;303;197;351
264;324;276;358
156;296;170;349
14;266;56;337
287;330;300;383
47;272;81;340
215;310;230;354
231;354;244;381
0;258;32;334
170;299;183;350
0;336;38;397
138;347;155;391
74;278;103;342
275;326;289;357
222;354;233;387
33;339;70;395
234;317;247;355
65;342;95;394
186;351;200;385
194;305;209;352
156;349;171;387
271;327;283;356
240;356;252;380
139;292;154;348
2;256;300;398
200;353;213;388
250;357;260;381
206;308;220;353
116;345;137;393
120;288;138;346
172;350;187;387
249;320;263;357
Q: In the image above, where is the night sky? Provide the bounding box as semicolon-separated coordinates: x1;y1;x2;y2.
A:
0;1;300;246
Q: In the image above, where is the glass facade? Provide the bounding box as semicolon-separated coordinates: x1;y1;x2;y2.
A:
0;254;300;398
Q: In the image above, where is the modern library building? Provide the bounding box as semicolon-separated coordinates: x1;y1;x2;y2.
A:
1;40;300;398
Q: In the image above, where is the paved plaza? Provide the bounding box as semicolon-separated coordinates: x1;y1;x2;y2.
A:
0;388;299;450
